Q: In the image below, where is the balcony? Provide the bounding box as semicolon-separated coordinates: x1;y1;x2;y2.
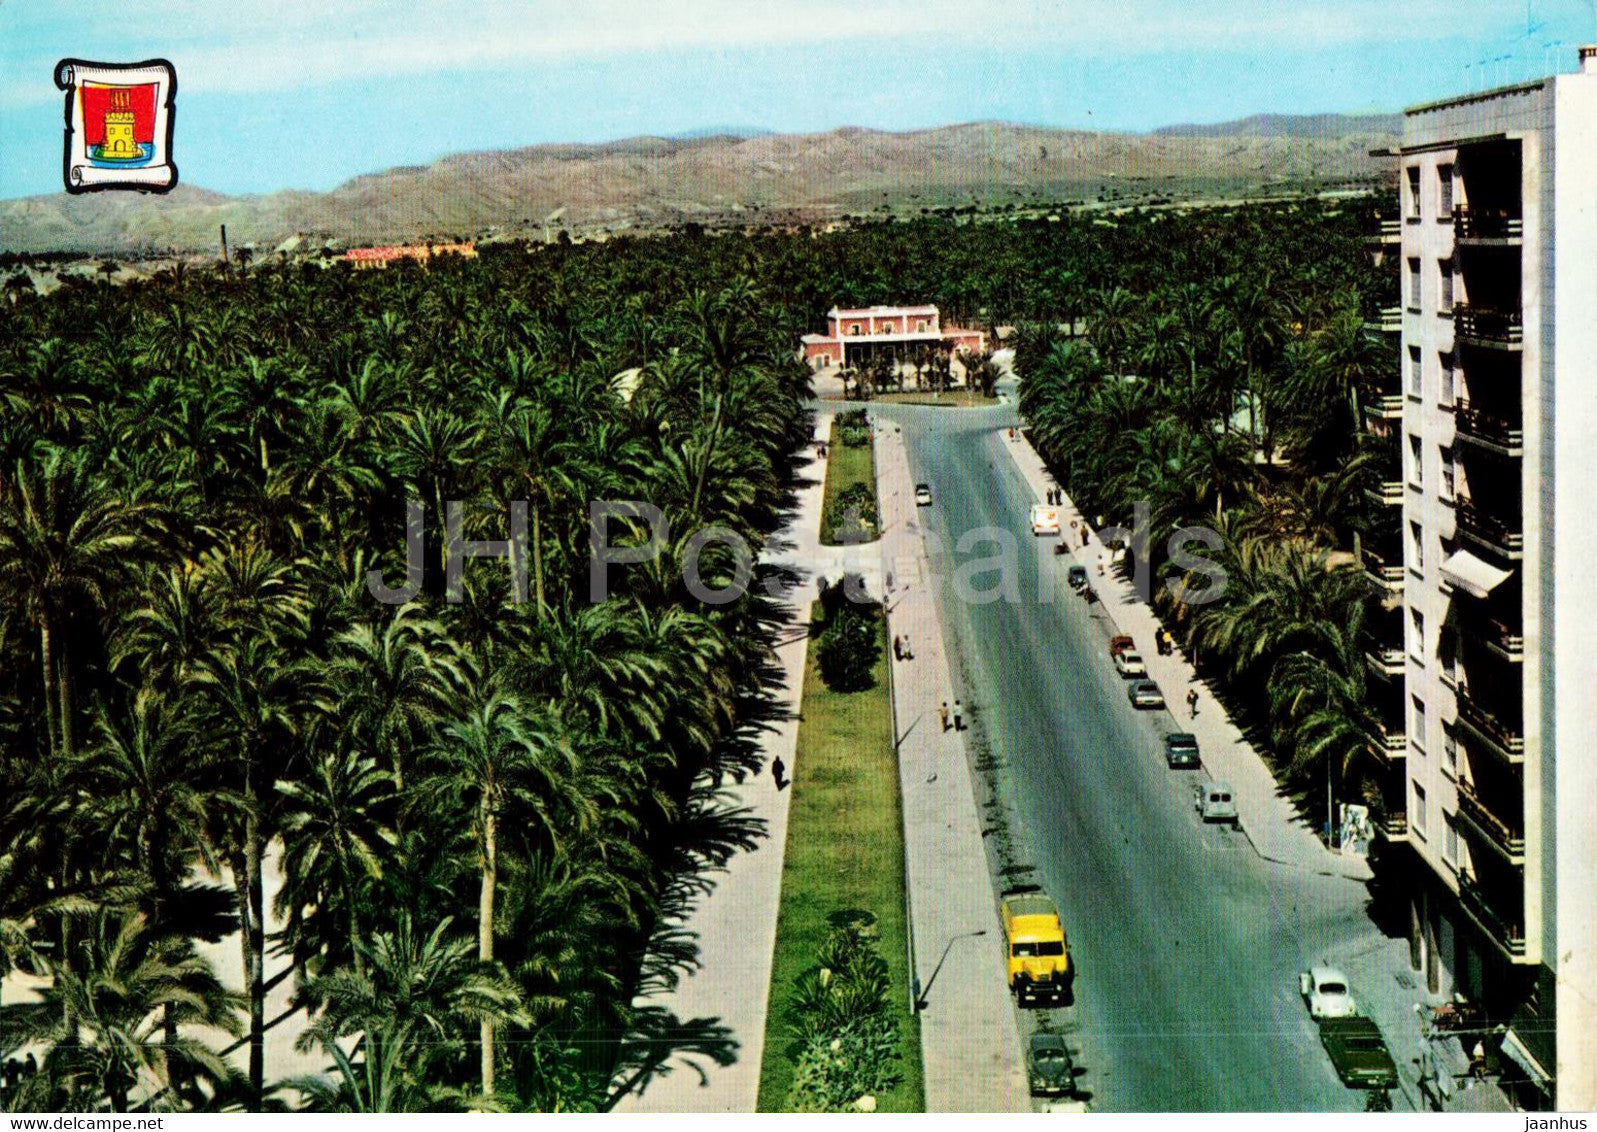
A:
1365;642;1405;677
1362;544;1405;593
1458;873;1528;960
1368;217;1402;245
1454;205;1524;243
1454;305;1523;349
1455;400;1524;457
1380;811;1410;841
1369;722;1407;765
1468;614;1525;663
1457;779;1526;864
1455;687;1525;763
1363;393;1404;423
1363;306;1402;335
1456;501;1524;560
1365;478;1404;507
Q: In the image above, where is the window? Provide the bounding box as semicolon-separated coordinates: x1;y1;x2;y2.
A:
1443;725;1457;772
915;320;927;332
1409;346;1423;396
1411;694;1427;750
1406;167;1422;218
1413;782;1428;837
1410;521;1425;571
1410;608;1426;662
1440;352;1456;405
1444;816;1459;865
1408;258;1422;309
1409;434;1424;486
1441;447;1456;500
1438;164;1454;217
1439;260;1455;312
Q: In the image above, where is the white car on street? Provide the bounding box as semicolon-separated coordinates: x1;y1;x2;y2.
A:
1299;966;1357;1019
1030;504;1060;536
915;482;933;506
1113;649;1147;678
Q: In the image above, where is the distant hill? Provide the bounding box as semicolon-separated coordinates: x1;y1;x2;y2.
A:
0;116;1399;254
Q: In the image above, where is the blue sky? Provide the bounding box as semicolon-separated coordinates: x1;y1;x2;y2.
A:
3;0;1595;199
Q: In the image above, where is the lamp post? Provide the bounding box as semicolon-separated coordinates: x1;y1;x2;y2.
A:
913;928;988;1013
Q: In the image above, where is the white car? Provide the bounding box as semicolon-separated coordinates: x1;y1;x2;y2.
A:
1113;649;1147;678
1299;966;1357;1019
1193;780;1239;825
915;483;933;506
1030;504;1060;536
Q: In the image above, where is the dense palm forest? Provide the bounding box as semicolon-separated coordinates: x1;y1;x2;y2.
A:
0;199;1391;1111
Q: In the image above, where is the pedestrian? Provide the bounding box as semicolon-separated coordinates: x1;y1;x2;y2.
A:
953;699;964;731
1187;688;1199;719
772;755;786;790
903;635;914;660
939;701;951;732
1081;528;1089;549
893;634;904;661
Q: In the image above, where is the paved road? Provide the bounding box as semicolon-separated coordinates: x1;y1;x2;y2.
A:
873;401;1380;1112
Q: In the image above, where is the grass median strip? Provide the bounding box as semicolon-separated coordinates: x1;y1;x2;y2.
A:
755;602;923;1112
818;413;880;546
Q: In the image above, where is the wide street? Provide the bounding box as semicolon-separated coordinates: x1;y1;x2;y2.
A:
870;399;1385;1112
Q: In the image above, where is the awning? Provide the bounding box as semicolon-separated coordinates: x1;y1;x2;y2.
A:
1501;1027;1554;1092
1441;549;1512;599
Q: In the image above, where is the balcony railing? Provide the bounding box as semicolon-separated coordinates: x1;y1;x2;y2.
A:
1454;205;1524;241
1455;400;1524;456
1366;479;1404;506
1469;614;1525;662
1368;217;1402;243
1369;722;1407;765
1456;687;1525;761
1380;811;1409;841
1364;394;1404;422
1363;306;1402;334
1458;874;1527;958
1456;501;1524;558
1361;545;1405;592
1365;642;1405;677
1454;305;1524;347
1457;779;1526;862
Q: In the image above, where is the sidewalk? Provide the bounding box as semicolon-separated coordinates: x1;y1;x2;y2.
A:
1001;429;1370;883
611;423;834;1113
875;423;1032;1113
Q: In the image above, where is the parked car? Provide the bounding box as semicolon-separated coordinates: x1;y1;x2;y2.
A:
1127;680;1164;709
1067;564;1088;591
1300;966;1358;1019
1192;780;1239;825
1030;503;1060;536
915;483;933;506
1109;635;1135;658
1027;1032;1076;1098
1113;649;1147;678
1318;1015;1399;1090
1163;732;1200;768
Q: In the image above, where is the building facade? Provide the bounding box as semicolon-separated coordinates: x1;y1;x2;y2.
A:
800;304;985;369
1372;50;1597;1109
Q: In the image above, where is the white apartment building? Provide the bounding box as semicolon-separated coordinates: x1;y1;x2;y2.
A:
1369;48;1597;1110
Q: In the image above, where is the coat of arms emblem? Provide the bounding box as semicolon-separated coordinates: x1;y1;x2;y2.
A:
55;58;178;193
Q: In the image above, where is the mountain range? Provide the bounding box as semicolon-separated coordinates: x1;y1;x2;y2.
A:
0;115;1399;254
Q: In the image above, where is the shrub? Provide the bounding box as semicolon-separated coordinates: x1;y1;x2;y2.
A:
816;604;877;692
784;927;903;1112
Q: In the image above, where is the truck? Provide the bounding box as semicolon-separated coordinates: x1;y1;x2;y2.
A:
1000;889;1071;1005
1030;504;1061;536
1316;1015;1399;1090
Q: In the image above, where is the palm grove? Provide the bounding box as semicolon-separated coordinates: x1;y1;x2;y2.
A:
0;197;1391;1111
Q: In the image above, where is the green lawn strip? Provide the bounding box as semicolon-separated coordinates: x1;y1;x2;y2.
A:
817;419;880;546
755;607;924;1112
861;389;990;408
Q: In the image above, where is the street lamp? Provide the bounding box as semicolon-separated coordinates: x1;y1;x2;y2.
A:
913;928;988;1013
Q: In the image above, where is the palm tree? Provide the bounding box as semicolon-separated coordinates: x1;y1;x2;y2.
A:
0;450;165;760
418;688;578;1097
290;915;527;1112
9;911;241;1111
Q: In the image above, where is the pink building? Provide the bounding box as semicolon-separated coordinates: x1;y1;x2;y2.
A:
800;305;985;370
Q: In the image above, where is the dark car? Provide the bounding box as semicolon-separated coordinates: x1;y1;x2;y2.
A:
1164;732;1201;768
1027;1032;1076;1098
1067;564;1088;590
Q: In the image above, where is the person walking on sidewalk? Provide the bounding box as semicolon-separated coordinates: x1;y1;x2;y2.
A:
893;634;904;661
902;635;913;660
953;699;965;731
1187;688;1200;719
939;701;951;732
772;756;787;790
